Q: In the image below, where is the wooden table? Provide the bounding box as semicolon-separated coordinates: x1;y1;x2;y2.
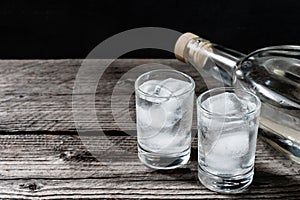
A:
0;59;299;199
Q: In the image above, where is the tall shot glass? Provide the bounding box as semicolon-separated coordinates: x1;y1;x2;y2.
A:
135;69;195;169
197;87;261;193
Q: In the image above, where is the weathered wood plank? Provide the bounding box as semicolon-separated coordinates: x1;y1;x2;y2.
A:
0;134;298;199
0;59;219;132
0;59;298;199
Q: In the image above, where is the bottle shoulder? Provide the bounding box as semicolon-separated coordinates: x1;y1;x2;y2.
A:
235;57;300;110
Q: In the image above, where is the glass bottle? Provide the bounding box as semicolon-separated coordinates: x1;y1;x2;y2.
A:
174;32;300;163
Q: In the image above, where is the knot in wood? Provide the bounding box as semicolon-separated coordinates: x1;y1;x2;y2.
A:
19;182;40;191
60;150;97;162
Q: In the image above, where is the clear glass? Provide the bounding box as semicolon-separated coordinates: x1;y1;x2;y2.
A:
182;36;300;163
135;69;195;169
234;46;300;163
197;87;261;193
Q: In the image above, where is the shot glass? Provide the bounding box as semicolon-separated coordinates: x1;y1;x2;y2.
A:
197;87;261;193
135;69;195;169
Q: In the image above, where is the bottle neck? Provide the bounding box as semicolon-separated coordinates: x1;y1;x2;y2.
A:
183;37;245;85
184;38;245;71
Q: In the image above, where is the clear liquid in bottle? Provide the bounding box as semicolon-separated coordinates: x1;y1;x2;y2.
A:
175;33;300;163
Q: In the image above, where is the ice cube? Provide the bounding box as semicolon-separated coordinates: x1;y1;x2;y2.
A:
139;130;190;153
158;78;192;126
138;78;192;128
159;78;192;96
137;78;193;154
210;132;249;157
139;78;192;97
202;92;248;115
205;131;249;174
138;80;172;102
137;101;166;129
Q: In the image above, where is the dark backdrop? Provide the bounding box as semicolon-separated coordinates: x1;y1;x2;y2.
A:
1;0;300;58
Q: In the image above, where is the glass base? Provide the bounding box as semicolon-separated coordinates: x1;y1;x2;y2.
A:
198;165;254;193
138;145;190;170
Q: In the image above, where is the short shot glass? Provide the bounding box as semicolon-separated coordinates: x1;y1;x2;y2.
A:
135;69;195;169
197;87;261;193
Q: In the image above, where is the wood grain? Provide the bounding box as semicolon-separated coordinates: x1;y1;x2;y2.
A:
0;134;298;199
0;59;298;199
0;59;219;132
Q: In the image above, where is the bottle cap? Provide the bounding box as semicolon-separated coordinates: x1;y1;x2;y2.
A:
174;32;199;62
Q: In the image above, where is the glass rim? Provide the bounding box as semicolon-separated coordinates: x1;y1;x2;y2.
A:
197;87;261;117
135;69;195;98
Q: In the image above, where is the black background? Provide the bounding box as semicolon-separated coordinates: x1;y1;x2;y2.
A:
1;0;300;58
